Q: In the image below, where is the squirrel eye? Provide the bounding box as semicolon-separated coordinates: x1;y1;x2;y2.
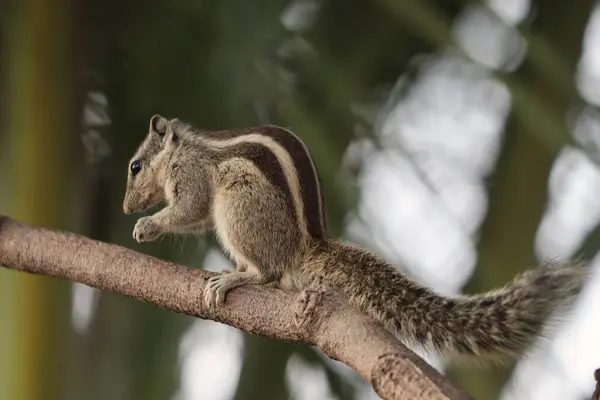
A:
130;160;142;176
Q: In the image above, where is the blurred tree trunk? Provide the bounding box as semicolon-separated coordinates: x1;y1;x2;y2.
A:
0;0;79;399
233;336;295;400
0;12;5;144
448;1;594;398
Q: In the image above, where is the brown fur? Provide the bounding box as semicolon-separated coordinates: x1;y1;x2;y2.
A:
123;115;589;361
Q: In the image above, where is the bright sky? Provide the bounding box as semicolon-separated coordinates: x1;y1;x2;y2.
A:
71;0;600;399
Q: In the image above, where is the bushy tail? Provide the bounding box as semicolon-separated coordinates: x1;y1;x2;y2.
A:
302;240;589;361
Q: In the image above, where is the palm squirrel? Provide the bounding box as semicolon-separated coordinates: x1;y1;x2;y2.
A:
123;115;588;361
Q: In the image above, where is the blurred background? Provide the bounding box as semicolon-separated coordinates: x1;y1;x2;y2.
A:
0;0;599;399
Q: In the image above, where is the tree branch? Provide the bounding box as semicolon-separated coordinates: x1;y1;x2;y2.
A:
0;216;469;400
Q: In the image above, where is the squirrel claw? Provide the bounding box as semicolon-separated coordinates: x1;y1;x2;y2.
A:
203;270;257;308
204;274;230;308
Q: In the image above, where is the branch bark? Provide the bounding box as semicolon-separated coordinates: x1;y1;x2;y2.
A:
0;216;470;400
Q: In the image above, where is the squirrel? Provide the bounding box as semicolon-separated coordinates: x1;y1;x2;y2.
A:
123;115;588;362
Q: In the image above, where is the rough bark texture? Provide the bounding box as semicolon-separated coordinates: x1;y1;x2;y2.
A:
0;216;469;400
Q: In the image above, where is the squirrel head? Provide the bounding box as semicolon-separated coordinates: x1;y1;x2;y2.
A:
123;114;178;214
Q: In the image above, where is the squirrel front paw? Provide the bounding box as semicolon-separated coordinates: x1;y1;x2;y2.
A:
133;217;161;243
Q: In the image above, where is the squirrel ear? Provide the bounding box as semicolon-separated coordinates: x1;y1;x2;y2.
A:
150;115;168;136
165;123;179;144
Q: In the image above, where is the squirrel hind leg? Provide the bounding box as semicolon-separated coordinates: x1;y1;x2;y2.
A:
213;159;302;278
